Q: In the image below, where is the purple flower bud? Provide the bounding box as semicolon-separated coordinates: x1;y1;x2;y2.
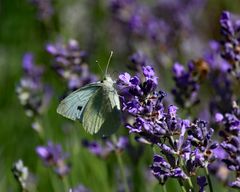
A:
168;105;178;118
142;66;155;78
197;176;207;192
229;178;240;189
215;113;224;122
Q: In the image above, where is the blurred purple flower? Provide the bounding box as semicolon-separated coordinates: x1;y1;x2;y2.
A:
204;41;229;72
16;53;52;132
109;0;207;62
216;101;240;188
82;137;129;158
220;11;240;79
128;51;154;73
30;0;54;20
46;39;97;90
172;62;200;109
36;141;70;177
229;178;240;189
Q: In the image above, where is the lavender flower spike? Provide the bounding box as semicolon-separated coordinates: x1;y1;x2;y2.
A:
220;11;240;79
46;39;97;90
197;176;207;192
36;141;70;177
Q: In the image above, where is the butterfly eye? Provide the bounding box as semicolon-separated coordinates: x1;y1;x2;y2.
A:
77;106;83;111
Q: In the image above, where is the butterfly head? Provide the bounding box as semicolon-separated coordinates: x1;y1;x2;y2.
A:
103;75;114;84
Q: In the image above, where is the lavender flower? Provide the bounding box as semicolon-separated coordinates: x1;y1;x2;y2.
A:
216;101;240;188
117;66;166;141
197;176;207;192
12;160;29;190
220;11;240;79
16;53;52;132
204;41;230;72
36;141;70;177
117;65;218;185
186;120;218;174
172;62;200;109
82;137;129;158
151;154;188;184
202;40;234;114
109;0;207;63
46;39;97;90
128;51;153;73
12;160;36;191
30;0;54;20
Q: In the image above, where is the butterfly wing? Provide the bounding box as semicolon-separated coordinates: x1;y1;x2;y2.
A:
57;84;101;121
82;84;121;135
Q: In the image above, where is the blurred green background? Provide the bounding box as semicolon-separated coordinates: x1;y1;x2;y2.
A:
1;0;240;191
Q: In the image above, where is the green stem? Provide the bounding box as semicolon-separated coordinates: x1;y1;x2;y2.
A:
187;177;194;191
205;167;213;192
161;183;167;192
112;135;130;192
152;144;157;154
178;180;187;192
62;176;70;192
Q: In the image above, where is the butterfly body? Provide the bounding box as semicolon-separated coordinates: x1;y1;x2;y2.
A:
57;75;121;136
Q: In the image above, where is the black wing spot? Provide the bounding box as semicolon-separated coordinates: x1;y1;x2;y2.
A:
77;106;83;111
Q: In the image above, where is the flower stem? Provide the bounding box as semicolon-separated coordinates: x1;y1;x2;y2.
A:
178;179;187;192
62;176;70;192
205;167;213;192
112;135;130;192
161;183;167;192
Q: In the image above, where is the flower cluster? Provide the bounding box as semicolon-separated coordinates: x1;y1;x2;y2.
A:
46;39;97;90
82;137;129;158
12;160;36;191
16;53;52;132
109;0;207;61
128;51;152;73
203;42;234;114
36;141;70;177
30;0;54;20
215;101;240;188
117;65;217;186
171;62;200;109
220;11;240;79
12;160;29;190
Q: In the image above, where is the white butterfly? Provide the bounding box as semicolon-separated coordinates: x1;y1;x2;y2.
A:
57;52;121;136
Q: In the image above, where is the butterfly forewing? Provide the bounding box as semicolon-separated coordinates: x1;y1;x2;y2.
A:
57;76;121;136
57;85;100;121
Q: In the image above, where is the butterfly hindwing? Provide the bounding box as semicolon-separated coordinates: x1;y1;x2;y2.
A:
97;85;121;136
82;83;121;135
57;84;100;121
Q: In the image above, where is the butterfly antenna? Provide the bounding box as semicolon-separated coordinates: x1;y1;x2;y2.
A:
96;60;104;77
105;51;113;76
